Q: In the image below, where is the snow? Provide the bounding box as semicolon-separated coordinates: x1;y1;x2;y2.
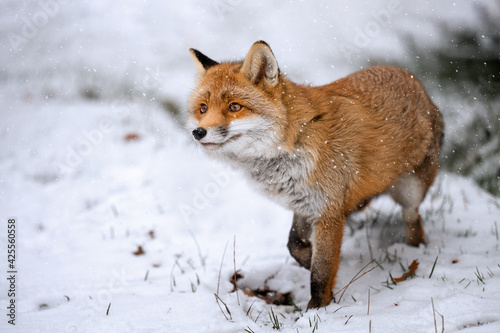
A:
1;1;500;332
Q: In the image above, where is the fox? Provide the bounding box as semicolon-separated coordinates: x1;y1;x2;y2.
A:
187;41;443;309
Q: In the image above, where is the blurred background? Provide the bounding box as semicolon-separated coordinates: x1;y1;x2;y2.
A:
1;0;499;195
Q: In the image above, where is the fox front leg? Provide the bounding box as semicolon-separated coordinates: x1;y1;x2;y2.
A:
287;213;313;269
307;209;346;309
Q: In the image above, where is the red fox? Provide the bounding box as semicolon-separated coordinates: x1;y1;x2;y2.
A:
188;41;443;309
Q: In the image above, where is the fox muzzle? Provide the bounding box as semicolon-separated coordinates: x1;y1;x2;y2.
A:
192;127;207;140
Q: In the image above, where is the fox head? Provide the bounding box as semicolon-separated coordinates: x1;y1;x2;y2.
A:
188;41;287;160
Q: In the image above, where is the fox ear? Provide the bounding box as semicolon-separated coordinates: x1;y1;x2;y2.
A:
189;48;219;77
240;41;279;87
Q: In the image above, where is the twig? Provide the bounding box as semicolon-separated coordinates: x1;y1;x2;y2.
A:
461;189;469;211
214;293;232;321
431;298;437;333
367;289;371;315
269;307;281;330
169;257;180;292
366;223;374;261
246;300;256;318
175;257;185;273
233;235;240;306
334;259;380;302
217;241;229;296
188;229;206;270
430;300;445;333
436;310;445;333
429;256;439;278
215;241;231;320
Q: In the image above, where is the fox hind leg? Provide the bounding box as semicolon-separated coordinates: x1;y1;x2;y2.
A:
391;108;442;246
389;174;426;246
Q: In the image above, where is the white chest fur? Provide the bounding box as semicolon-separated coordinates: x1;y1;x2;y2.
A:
233;150;325;218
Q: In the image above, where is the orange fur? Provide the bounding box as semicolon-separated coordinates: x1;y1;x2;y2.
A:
188;41;443;308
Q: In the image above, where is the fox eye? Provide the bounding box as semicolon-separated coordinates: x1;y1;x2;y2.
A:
200;104;208;114
229;103;242;112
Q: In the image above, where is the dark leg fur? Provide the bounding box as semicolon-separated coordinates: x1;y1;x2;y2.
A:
287;213;313;269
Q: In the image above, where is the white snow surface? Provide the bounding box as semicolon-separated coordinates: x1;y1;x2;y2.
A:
1;1;500;332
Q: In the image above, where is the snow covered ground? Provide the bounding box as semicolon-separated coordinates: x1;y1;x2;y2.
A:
1;1;500;332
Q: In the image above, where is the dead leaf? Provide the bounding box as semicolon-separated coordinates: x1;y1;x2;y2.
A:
229;270;295;306
124;133;140;142
240;288;294;306
229;270;244;292
133;245;145;256
242;289;255;297
393;260;419;283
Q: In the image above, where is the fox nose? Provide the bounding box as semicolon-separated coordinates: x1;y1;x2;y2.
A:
192;127;207;140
